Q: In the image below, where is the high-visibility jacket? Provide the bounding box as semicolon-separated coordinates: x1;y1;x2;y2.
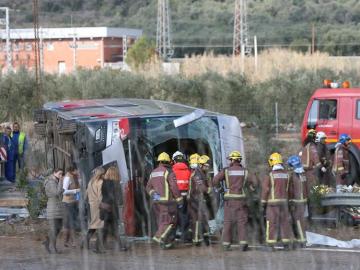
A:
146;164;183;204
11;131;26;155
261;169;290;205
172;162;191;191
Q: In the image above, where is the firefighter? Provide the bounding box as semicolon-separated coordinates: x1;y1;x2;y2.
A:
332;134;351;187
287;155;307;247
261;153;293;250
212;151;252;251
188;155;212;246
300;129;322;191
146;152;183;249
172;151;191;242
315;131;332;186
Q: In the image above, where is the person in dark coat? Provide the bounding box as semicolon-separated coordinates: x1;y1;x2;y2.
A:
43;168;64;253
101;166;127;251
3;126;16;183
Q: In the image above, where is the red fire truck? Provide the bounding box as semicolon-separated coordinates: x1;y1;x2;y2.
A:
301;80;360;184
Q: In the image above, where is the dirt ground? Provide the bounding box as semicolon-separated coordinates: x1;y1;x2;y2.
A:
0;219;360;270
0;234;359;270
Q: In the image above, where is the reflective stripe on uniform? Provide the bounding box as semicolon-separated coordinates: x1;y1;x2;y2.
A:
227;170;245;176
224;168;246;199
176;180;188;184
161;224;173;240
296;220;305;243
159;170;170;202
266;220;276;244
151;171;165;178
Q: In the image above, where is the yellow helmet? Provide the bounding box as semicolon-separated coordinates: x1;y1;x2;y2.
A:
268;152;283;167
157;152;171;162
199;155;210;165
307;129;317;138
189;153;200;165
227;150;242;160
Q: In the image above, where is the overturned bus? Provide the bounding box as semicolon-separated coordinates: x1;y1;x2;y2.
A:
34;98;245;236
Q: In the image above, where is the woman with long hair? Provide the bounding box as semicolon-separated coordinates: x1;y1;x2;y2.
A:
82;167;105;253
101;166;127;251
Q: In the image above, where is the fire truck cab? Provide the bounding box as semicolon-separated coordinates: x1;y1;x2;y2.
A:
301;82;360;184
34;98;245;236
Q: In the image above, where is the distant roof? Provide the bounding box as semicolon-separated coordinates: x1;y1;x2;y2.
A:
43;98;218;121
0;27;143;40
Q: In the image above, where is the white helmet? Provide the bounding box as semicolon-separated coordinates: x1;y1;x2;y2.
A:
172;151;184;160
315;131;327;143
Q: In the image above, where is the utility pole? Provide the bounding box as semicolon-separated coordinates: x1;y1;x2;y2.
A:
156;0;173;61
72;28;77;72
32;0;42;104
233;0;250;56
311;23;315;54
0;7;12;72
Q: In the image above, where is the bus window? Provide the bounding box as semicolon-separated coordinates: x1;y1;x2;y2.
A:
319;99;337;120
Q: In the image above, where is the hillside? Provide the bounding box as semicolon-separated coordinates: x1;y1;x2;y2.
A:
3;0;360;56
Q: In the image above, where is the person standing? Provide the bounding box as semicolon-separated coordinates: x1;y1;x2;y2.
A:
315;132;332;186
213;151;253;251
171;151;191;242
287;155;308;247
101;166;127;251
62;165;80;248
83;167;106;253
11;122;27;170
261;152;293;250
43;168;64;253
300;129;321;191
3;126;16;183
146;152;183;249
188;155;212;246
333;134;352;187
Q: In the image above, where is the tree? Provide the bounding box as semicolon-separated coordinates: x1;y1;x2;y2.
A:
126;36;156;70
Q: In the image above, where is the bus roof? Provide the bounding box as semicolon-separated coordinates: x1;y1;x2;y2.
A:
313;88;360;98
43;98;219;121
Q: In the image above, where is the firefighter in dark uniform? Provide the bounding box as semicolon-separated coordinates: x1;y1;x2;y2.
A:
213;151;254;251
146;152;183;249
261;152;293;250
333;134;351;186
188;155;212;246
315;131;332;186
301;129;322;191
287;155;308;247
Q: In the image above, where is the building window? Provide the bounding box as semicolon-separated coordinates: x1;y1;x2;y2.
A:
47;42;54;51
15;54;19;61
25;43;32;51
58;61;66;75
27;54;31;60
13;43;20;51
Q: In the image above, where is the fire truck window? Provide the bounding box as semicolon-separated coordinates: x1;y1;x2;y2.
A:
307;99;319;126
356;100;360;119
319;100;337;120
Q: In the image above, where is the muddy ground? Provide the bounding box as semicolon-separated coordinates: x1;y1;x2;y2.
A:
0;219;359;270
